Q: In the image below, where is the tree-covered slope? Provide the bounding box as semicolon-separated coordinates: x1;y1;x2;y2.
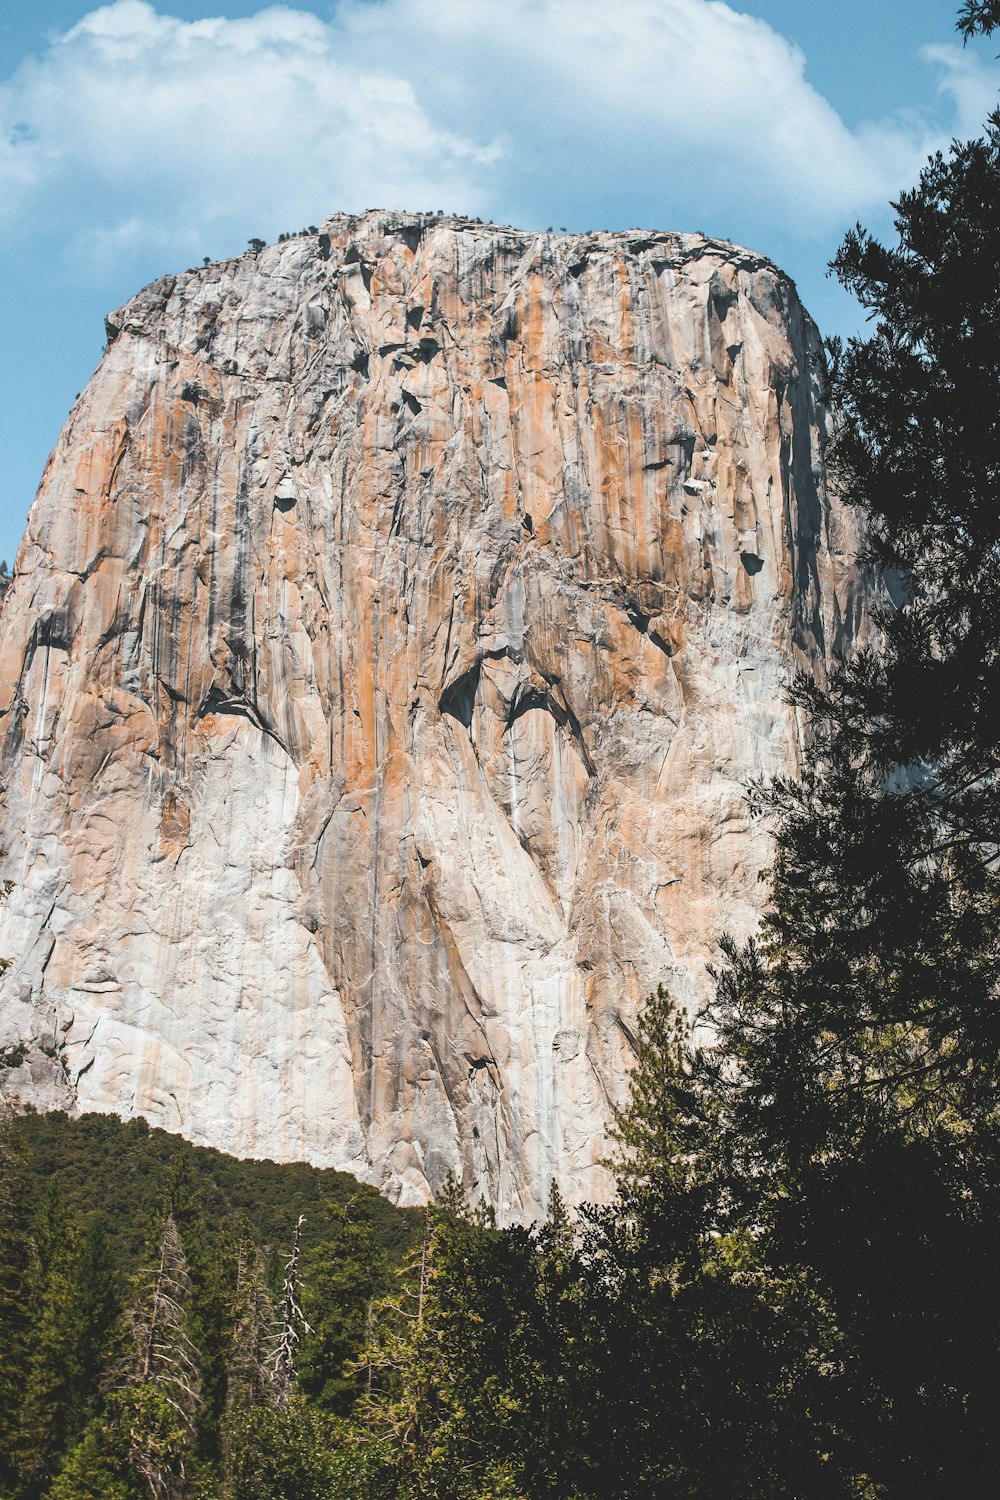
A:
12;1109;418;1269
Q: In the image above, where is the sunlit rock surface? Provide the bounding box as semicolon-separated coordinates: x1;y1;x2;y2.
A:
0;212;862;1221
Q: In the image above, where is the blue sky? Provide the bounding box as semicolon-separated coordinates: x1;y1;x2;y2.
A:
1;0;997;567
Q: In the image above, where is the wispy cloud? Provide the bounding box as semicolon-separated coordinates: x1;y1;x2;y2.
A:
920;40;1000;138
0;0;989;272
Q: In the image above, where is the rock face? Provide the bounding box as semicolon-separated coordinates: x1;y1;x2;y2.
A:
0;213;861;1221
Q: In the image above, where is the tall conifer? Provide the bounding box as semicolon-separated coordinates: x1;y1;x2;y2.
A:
0;1113;30;1497
688;33;1000;1492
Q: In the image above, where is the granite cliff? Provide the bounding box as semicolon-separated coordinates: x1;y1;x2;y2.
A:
0;212;862;1221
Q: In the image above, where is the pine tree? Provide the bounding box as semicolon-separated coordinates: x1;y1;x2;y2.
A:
119;1215;202;1424
681;26;1000;1491
589;987;857;1499
0;1113;31;1497
47;1215;201;1500
48;1390;189;1500
297;1200;389;1416
226;1230;276;1414
168;1179;241;1469
354;1205;434;1459
110;1214;203;1498
12;1196;119;1497
709;104;1000;1179
685;57;1000;1190
608;984;724;1269
221;1221;354;1500
72;1219;121;1409
221;1399;346;1500
352;1186;596;1499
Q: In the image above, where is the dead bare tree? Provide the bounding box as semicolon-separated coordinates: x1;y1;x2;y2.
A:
120;1214;201;1424
115;1213;202;1498
267;1215;311;1406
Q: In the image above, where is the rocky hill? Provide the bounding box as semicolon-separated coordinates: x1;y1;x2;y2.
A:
0;212;862;1221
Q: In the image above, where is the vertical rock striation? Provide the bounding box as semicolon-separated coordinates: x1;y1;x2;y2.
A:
0;213;862;1221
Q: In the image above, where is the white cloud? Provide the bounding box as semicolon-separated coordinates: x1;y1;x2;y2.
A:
0;0;990;272
920;41;1000;138
0;0;503;260
342;0;944;234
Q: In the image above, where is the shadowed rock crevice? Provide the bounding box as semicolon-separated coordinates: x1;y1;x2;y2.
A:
439;662;481;732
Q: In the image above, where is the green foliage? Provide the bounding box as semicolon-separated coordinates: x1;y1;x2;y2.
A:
706;129;1000;1155
117;1215;202;1439
13;1110;416;1270
958;0;1000;36
12;1196;119;1497
0;1115;32;1497
608;984;723;1269
225;1231;276;1415
675;73;1000;1499
724;130;1000;1160
298;1200;390;1416
354;1189;597;1499
46;1415;133;1500
222;1400;350;1500
49;1387;191;1500
0;1112;417;1497
583;987;857;1499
